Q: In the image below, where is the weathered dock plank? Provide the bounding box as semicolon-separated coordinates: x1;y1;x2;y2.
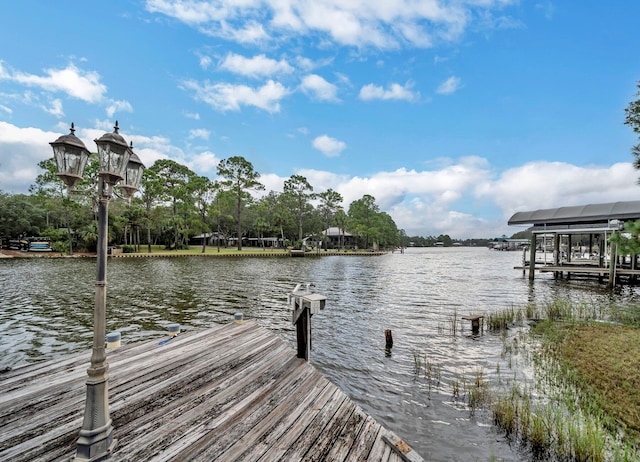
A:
0;321;421;461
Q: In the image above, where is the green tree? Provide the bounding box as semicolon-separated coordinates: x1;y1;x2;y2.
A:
610;221;640;256
317;188;343;249
283;175;315;243
29;158;66;198
511;229;532;240
256;191;294;249
217;156;264;250
613;81;640;248
333;209;349;249
147;159;196;249
189;176;215;253
0;193;48;237
436;234;453;246
139;168;163;253
77;220;99;252
348;194;380;249
121;203;146;251
625;80;640;171
376;212;399;250
29;155;105;254
398;229;408;249
210;186;236;251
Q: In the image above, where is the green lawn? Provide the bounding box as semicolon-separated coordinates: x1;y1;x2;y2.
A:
555;323;640;442
123;246;378;256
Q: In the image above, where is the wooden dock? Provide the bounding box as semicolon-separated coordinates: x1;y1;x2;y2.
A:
515;263;640;278
0;322;422;461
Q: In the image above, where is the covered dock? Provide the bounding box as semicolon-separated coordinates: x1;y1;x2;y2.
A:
0;321;421;461
508;200;640;287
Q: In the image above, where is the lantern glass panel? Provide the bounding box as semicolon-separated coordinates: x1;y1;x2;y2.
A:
96;142;130;184
125;163;143;190
55;145;88;177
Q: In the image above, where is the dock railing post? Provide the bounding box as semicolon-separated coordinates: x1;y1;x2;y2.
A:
608;242;617;289
289;283;326;361
528;234;536;281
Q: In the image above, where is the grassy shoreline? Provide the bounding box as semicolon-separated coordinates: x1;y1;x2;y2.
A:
539;322;640;442
0;246;387;258
489;303;640;461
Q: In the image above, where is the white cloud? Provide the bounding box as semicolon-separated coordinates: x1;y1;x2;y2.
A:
182;79;289;113
312;135;346;157
4;118;639;239
0;104;12;114
190;151;219;171
535;1;556;20
218;53;293;78
43;99;64;117
293;158;640;238
0;61;106;103
295;56;316;72
298;127;309;135
0;121;216;194
217;19;269;44
189;128;210;140
475;161;639;220
145;0;519;49
105;99;134;118
199;55;213;70
0;122;61;193
335;72;351;86
436;76;461;95
359;82;418;101
299;74;340;102
434;55;449;64
184;111;200;120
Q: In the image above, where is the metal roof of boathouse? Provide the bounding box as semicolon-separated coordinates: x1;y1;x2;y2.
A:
508;200;640;226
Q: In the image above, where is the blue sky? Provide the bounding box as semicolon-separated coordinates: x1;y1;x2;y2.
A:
1;0;639;238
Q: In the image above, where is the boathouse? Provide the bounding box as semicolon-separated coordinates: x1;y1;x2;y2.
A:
508;200;640;286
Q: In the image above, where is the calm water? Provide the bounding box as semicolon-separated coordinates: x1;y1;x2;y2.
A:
1;248;638;461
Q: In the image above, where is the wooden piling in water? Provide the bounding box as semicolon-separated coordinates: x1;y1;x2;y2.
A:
462;315;484;335
384;329;393;349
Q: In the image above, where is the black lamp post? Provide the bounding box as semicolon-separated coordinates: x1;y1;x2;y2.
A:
50;121;144;461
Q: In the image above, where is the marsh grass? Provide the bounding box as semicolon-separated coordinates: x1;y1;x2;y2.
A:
487;300;640;461
449;308;459;335
492;387;611;462
424;358;442;389
411;299;639;460
485;299;619;333
466;367;490;415
451;373;461;399
411;349;442;396
411;349;422;375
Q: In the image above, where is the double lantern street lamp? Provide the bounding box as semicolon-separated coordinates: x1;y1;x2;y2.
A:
49;121;144;461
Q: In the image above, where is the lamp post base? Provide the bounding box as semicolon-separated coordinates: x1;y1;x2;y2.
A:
73;437;117;462
73;428;116;462
73;374;115;461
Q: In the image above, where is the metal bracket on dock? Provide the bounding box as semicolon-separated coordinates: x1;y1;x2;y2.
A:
382;433;424;462
288;283;326;361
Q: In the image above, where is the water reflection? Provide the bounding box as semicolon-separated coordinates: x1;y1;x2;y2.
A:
2;248;639;461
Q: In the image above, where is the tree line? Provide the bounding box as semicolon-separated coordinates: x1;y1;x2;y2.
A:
0;155;403;254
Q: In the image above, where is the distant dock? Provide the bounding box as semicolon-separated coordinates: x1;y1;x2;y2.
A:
0;322;421;461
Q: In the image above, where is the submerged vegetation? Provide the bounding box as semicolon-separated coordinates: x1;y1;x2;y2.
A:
412;299;640;461
489;300;640;461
